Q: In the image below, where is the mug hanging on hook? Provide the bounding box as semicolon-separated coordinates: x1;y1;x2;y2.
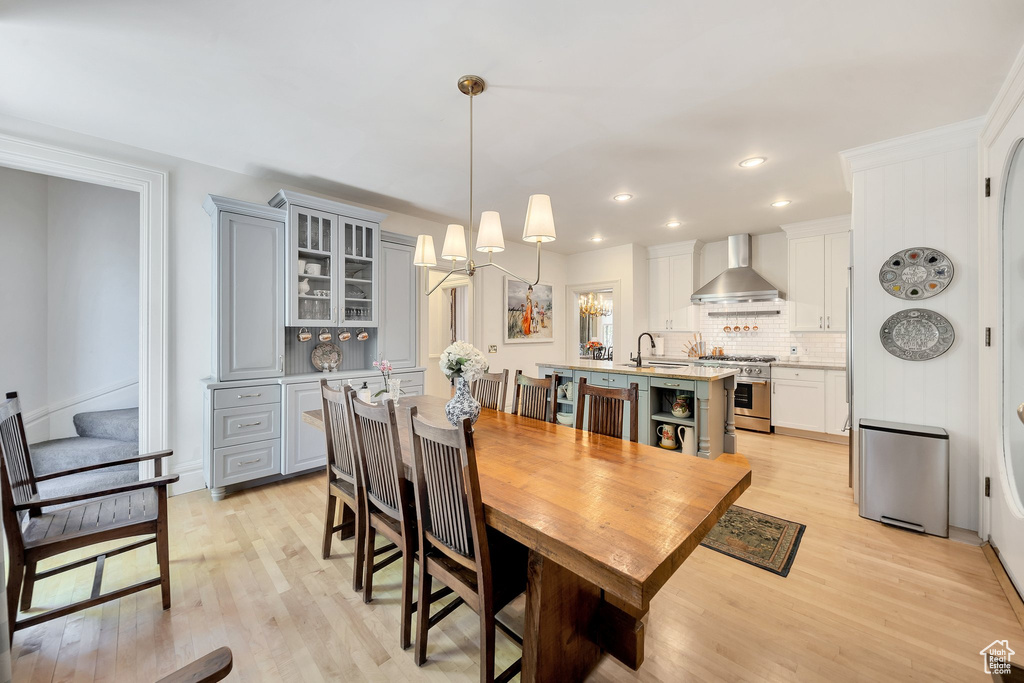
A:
356;328;369;342
297;327;312;342
318;328;332;342
339;330;352;342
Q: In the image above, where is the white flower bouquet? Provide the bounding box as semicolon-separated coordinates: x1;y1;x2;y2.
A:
439;341;488;383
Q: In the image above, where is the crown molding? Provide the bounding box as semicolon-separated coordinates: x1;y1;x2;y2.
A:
780;214;851;239
269;189;388;223
203;194;287;221
982;43;1024;146
647;239;704;258
838;117;984;191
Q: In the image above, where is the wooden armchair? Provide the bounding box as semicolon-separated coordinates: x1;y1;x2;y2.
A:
407;410;527;682
472;370;509;412
511;371;557;423
575;378;640;442
0;392;178;643
156;647;233;683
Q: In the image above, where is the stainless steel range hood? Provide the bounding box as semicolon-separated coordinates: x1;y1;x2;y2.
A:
691;234;784;304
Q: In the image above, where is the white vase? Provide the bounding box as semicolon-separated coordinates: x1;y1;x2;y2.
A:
388;378;402;405
298;278;311;295
445;377;481;427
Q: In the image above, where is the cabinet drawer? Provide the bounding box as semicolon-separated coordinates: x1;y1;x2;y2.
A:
213;440;281;487
772;367;825;383
650;376;695;391
214;384;281;409
213;404;282;448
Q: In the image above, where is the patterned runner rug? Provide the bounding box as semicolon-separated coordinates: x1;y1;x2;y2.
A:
700;506;806;577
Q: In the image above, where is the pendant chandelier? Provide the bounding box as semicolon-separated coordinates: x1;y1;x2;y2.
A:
579;292;612;318
413;75;556;295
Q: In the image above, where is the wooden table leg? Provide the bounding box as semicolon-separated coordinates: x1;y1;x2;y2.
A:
522;551;602;683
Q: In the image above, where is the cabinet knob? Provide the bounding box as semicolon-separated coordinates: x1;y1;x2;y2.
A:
819;316;823;329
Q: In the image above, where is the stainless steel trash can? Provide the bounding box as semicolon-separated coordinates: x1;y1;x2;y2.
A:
859;418;949;537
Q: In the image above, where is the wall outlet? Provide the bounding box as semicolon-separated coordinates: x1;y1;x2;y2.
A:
488;344;498;353
789;345;799;355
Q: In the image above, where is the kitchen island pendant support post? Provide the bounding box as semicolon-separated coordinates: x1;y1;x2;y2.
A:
724;376;737;454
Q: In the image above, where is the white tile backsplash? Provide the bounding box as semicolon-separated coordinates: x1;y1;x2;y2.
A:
651;301;846;364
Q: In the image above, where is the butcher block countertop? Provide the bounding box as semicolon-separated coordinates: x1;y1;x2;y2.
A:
538;359;739;382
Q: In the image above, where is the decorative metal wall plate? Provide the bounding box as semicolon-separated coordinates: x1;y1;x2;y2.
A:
879;309;954;361
878;247;953;299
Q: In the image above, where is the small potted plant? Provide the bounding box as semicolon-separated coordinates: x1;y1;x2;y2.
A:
372;356;403;404
439;341;488;426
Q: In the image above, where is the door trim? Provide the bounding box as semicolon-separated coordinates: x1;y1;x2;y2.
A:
0;132;170;486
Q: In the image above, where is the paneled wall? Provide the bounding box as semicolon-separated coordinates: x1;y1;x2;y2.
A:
843;120;981;531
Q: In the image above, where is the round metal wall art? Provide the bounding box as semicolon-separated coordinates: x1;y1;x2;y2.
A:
878;247;953;300
879;308;954;361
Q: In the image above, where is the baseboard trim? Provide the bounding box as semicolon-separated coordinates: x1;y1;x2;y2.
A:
169;462;205;497
774;426;850;445
982;541;1024;632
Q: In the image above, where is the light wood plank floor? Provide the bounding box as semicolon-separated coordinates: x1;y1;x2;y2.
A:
12;431;1023;681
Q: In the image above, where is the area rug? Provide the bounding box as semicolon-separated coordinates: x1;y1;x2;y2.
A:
700;506;806;577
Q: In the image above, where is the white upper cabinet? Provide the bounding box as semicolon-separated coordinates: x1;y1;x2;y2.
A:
270;190;385;328
781;216;850;332
204;196;286;382
647;240;703;332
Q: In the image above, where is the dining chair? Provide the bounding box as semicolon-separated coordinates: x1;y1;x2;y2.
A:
407;409;527;683
575;377;640;442
511;370;557;423
320;381;367;591
156;647;233;683
471;370;509;412
0;391;178;644
349;394;418;649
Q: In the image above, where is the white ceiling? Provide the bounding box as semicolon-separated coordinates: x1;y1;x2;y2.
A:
3;1;1023;252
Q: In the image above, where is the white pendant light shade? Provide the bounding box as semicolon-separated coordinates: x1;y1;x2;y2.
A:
475;211;505;253
522;194;556;243
441;224;468;261
413;234;437;267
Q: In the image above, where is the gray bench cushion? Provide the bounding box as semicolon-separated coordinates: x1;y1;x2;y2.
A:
29;437;140;511
73;408;138;443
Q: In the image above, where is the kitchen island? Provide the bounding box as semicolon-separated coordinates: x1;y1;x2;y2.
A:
537;360;739;458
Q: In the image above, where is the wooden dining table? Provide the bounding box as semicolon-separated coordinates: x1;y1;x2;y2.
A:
304;394;751;682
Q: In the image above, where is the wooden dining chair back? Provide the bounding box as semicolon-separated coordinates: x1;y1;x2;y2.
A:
407;409;527;682
319;381;367;590
511;370;557;423
472;369;509;412
0;391;178;644
349;395;418;648
575;377;640;442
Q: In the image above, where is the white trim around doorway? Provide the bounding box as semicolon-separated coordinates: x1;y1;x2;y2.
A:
0;133;169;482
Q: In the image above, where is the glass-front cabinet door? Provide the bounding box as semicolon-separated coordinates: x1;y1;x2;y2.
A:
288;206;338;326
342;219;379;326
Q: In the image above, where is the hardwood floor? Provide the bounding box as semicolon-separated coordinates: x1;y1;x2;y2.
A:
12;431;1023;681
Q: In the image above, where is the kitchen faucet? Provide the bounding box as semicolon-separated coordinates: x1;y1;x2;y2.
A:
630;333;656;368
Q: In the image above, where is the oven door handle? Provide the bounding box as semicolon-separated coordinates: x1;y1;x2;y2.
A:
736;379;770;385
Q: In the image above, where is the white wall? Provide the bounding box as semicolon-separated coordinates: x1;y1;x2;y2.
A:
842;120;981;531
472;247;568;410
0;167;48;424
565;244;645;362
0;168;139;441
46;177;139;436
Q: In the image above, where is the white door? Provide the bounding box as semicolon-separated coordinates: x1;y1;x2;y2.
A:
982;96;1024;592
788;236;826;331
379;240;417;368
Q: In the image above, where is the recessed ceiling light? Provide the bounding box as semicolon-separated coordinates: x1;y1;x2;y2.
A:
771;200;791;208
739;157;767;168
590;236;604;242
665;221;682;228
612;193;633;202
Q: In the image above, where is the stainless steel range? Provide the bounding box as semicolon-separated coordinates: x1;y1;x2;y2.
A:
693;355;776;433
